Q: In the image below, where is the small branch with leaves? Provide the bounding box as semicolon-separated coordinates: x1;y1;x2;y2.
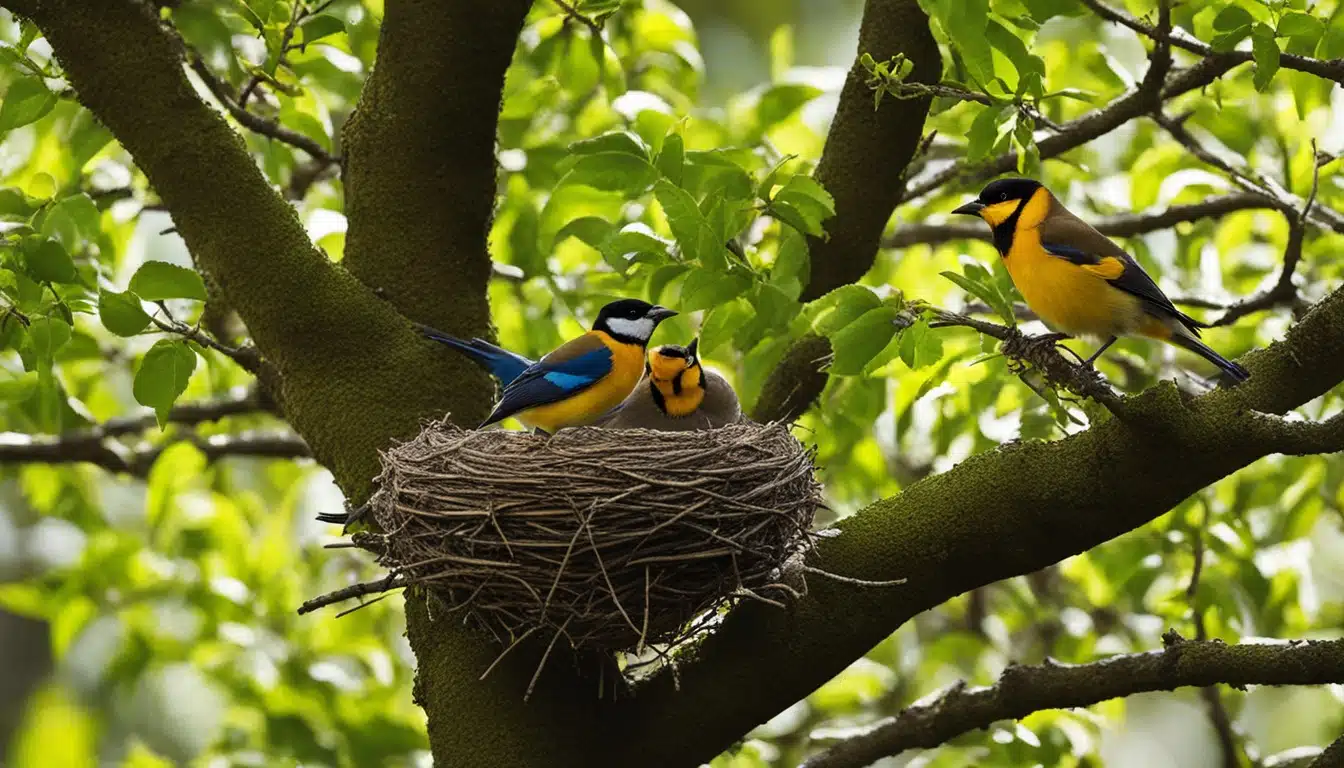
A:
186;52;337;165
800;632;1344;768
0;387;302;476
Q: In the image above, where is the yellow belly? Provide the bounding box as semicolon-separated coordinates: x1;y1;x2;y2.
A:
1004;233;1144;338
514;343;645;433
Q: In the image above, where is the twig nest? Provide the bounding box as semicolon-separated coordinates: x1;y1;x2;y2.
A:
350;417;821;653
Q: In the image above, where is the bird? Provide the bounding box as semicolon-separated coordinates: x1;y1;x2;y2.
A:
593;337;743;430
415;323;534;386
480;298;679;433
951;178;1250;383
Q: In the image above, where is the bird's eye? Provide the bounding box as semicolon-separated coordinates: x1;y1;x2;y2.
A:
1000;192;1008;201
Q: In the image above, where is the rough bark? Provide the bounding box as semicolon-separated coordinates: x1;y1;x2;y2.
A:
13;2;1344;768
341;0;529;335
801;0;941;302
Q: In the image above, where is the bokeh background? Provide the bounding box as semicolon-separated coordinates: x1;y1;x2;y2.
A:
1;0;1342;766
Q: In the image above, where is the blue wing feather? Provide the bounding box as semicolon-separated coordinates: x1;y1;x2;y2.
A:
417;324;534;385
481;337;614;426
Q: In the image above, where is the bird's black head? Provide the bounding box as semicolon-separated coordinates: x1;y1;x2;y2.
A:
952;177;1044;218
594;298;677;345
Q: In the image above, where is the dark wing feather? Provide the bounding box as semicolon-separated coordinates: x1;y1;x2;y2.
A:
1037;213;1201;330
481;336;614;426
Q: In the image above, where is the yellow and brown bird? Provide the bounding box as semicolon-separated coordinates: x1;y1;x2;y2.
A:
952;178;1249;383
593;338;743;431
481;298;678;433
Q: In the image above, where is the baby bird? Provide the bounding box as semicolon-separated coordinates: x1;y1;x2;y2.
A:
594;338;743;431
952;178;1249;383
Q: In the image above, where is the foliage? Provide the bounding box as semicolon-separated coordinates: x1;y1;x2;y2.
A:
0;0;1341;766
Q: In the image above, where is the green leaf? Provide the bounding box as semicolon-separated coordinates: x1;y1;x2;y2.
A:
299;14;346;44
128;262;209;301
898;316;944;369
947;0;993;85
681;150;755;200
556;216;613;249
1277;11;1324;43
653;179;732;270
678;268;751;312
568;131;648;159
26;315;71;364
771;229;810;299
940;269;1014;326
770;175;836;238
98;289;153;337
22;238;76;284
807;285;881;336
755;84;822;129
0;188;38;219
829;306;899;376
598;227;670;274
560;152;659;192
655;132;684;185
0;76;57;134
985;20;1044;82
1252;24;1281;91
698;298;753;356
967;105;1008;161
1211;28;1253;52
40;193;101;251
0;371;38;401
133;340;198;428
1212;6;1254;31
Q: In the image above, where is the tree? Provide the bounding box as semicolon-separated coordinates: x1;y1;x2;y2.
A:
0;0;1342;766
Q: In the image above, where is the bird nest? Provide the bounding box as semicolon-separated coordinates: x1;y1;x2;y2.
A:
306;417;823;661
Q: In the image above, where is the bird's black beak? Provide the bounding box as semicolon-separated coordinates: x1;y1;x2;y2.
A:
952;200;985;217
647;306;678;323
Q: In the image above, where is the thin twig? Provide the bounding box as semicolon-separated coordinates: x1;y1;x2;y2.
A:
187;53;337;164
1080;0;1344;85
150;305;265;373
551;0;602;34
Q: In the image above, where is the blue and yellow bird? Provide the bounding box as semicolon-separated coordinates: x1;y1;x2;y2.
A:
480;298;678;433
952;178;1249;383
416;323;534;386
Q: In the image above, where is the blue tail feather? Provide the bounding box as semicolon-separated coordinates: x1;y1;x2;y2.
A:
415;323;533;386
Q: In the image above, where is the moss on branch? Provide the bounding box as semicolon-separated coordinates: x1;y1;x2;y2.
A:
605;284;1344;767
341;0;532;334
802;0;941;303
10;0;490;499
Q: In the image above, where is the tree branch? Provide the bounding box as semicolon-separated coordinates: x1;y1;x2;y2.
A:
800;634;1344;768
0;428;309;476
752;334;833;423
800;0;942;302
1310;733;1344;768
186;53;337;165
6;0;490;504
1080;0;1344;85
902;8;1200;203
608;279;1344;767
339;0;531;333
0;386;292;476
884;192;1278;249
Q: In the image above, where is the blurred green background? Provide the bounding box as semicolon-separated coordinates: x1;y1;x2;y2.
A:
1;0;1342;766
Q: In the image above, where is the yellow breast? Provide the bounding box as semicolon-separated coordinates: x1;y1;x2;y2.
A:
1004;229;1144;338
514;337;647;433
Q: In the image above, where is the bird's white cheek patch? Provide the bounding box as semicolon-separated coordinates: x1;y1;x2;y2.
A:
608;317;655;341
